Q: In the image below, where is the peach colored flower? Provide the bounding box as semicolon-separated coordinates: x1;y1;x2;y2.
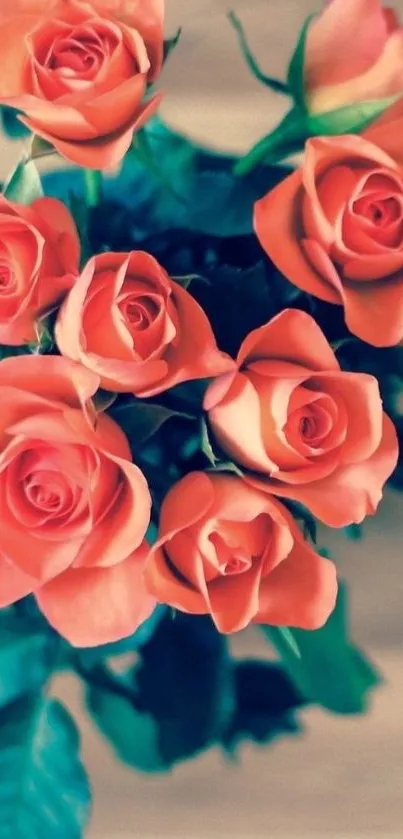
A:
55;250;234;397
0;195;79;346
0;354;154;647
255;134;403;347
204;310;398;527
145;472;338;633
305;0;403;114
0;0;164;169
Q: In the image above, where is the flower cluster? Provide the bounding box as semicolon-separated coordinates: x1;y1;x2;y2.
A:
0;0;400;652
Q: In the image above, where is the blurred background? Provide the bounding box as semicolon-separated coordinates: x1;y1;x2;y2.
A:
1;1;403;836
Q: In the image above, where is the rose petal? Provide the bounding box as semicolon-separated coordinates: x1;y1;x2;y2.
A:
256;534;337;630
207;561;264;633
36;541;156;646
0;551;36;607
308;30;403;113
0;355;99;414
249;413;398;526
238;309;340;372
145;545;207;614
306;0;389;91
342;274;403;346
207;371;278;474
20;92;163;169
254;177;341;305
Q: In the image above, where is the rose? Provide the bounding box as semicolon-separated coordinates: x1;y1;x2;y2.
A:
145;472;337;633
0;0;164;169
0;195;79;346
0;354;154;647
204;309;398;527
305;0;403;115
254;134;403;347
55;250;234;397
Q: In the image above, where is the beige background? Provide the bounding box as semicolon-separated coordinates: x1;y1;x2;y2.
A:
1;1;403;837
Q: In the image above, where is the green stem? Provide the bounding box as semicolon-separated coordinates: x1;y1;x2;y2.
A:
234;108;307;176
84;169;103;208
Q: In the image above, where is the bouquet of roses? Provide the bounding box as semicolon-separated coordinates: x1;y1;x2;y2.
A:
0;0;402;835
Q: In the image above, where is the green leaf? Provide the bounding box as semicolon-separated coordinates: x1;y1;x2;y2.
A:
0;611;58;708
307;95;399;136
228;11;289;95
86;614;234;772
200;418;220;465
163;27;182;63
3;158;43;205
262;584;380;714
111;399;195;447
286;14;315;110
0;695;91;839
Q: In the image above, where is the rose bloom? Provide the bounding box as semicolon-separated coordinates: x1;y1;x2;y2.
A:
0;355;154;647
204;310;398;528
0;195;79;346
255;134;403;347
145;472;338;633
305;0;403;115
55;251;234;397
0;0;164;169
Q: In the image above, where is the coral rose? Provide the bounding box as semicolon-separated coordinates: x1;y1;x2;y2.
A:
0;0;164;169
204;310;398;527
0;354;154;647
145;472;338;633
255;134;403;347
305;0;403;114
55;251;234;397
0;195;79;346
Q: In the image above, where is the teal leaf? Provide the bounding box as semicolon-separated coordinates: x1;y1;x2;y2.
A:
262;583;380;714
111;399;195;447
0;611;58;708
0;108;30;140
87;686;165;773
222;661;304;754
3;158;43;205
228;11;289;95
85;614;234;772
344;524;363;541
286;14;315;110
0;695;91;839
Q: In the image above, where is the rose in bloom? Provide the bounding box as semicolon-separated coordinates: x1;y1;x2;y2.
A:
255;134;403;347
0;0;164;169
204;310;398;527
55;251;234;397
0;355;154;647
305;0;403;114
0;195;79;346
145;472;337;633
